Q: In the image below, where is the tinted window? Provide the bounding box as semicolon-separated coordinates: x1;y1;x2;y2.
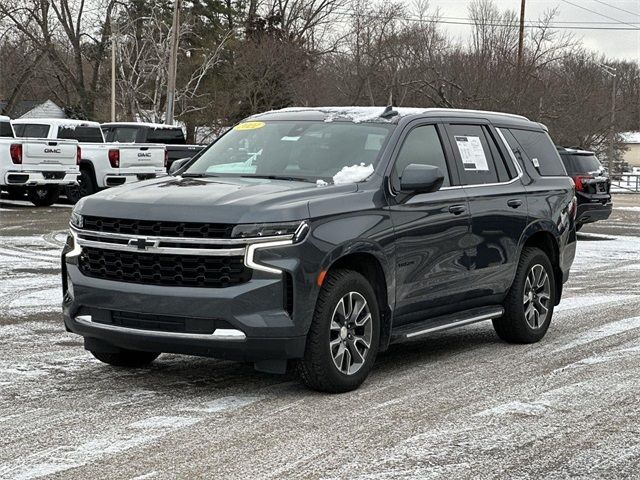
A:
508;129;565;176
58;126;104;143
0;121;13;138
561;154;602;175
109;127;139;143
146;127;186;145
13;124;50;138
393;125;450;189
448;125;499;185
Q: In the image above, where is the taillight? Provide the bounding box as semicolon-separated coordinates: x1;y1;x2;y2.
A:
164;150;169;169
108;149;120;168
571;175;593;192
76;146;82;165
10;144;22;164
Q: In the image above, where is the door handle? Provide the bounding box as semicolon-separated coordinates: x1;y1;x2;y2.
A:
507;199;523;208
449;204;467;215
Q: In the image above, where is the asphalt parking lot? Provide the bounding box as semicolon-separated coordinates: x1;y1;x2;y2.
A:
1;194;639;479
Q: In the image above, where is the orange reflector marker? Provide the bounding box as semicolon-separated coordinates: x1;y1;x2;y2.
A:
317;270;327;287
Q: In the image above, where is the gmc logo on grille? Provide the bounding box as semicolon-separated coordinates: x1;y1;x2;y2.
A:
44;148;61;154
138;152;152;158
128;237;158;250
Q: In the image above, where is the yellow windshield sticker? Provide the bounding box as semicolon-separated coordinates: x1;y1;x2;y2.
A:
234;121;265;131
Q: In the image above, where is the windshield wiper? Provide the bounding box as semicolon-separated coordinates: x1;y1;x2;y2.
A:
241;174;315;183
181;172;217;178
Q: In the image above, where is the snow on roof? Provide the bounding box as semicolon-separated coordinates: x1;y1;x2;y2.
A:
11;118;101;128
619;131;640;144
256;106;529;123
102;122;183;130
0;115;10;122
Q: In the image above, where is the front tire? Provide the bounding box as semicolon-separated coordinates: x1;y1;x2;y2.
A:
90;349;160;367
493;247;556;344
27;186;60;207
298;269;380;393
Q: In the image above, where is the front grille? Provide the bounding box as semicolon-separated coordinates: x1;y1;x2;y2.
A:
82;216;233;238
78;247;251;288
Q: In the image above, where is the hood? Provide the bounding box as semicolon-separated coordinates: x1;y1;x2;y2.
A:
77;175;358;224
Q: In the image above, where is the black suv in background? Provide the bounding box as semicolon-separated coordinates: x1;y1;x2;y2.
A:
557;147;612;231
62;107;577;392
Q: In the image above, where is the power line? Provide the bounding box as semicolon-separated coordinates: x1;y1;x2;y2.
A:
557;0;640;30
589;0;640;19
331;9;640;31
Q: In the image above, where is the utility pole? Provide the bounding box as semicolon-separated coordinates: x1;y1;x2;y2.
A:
517;0;526;71
111;24;116;122
165;0;182;125
598;63;617;172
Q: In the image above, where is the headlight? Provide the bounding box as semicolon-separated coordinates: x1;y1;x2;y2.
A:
70;211;83;229
232;221;307;240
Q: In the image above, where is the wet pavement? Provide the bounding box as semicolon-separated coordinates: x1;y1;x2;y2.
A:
1;193;639;479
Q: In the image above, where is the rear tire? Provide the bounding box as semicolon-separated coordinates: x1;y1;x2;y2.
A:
493;247;556;344
27;186;60;207
77;168;97;198
297;269;380;393
3;186;26;200
90;349;160;368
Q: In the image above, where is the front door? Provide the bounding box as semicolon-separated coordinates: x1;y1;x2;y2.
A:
386;121;471;325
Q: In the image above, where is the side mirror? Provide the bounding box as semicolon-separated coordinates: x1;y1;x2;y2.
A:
169;157;190;175
399;164;444;194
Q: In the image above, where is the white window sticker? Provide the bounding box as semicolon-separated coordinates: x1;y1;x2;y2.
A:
455;135;489;171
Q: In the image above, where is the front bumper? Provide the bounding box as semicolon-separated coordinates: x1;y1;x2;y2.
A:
3;169;79;186
61;230;316;363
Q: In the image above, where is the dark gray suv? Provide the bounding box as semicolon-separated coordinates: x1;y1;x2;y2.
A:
62;107;577;392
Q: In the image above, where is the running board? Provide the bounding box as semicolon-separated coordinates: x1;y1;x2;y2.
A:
390;306;504;343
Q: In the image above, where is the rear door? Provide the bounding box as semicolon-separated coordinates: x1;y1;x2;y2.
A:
442;121;528;301
387;120;472;324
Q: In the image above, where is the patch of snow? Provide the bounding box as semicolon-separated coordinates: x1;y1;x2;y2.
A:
554;315;640;353
555;294;637;313
333;163;374;184
553;345;640;373
183;395;263;414
615;206;640;212
476;400;552;417
316;179;328;187
619;131;640;144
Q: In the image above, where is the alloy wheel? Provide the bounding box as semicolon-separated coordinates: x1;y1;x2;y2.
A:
329;291;373;375
523;264;551;329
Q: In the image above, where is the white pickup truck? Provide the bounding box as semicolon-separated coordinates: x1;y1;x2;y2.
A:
1;115;80;206
12;118;166;201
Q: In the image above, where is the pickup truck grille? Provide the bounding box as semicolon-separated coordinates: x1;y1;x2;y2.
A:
78;247;251;288
82;216;233;239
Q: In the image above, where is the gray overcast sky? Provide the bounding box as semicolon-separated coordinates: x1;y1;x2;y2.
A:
422;0;640;62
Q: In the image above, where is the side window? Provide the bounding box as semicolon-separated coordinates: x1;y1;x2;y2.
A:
393;124;450;190
508;129;566;176
447;124;500;185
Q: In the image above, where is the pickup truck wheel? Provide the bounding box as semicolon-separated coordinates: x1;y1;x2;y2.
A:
27;186;60;207
3;186;26;200
493;247;556;344
90;349;160;368
77;169;97;197
297;269;380;393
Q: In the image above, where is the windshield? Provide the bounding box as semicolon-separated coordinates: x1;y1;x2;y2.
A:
561;154;603;175
184;121;394;182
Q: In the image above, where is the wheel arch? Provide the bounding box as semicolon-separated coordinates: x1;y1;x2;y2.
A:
321;247;394;351
519;223;563;305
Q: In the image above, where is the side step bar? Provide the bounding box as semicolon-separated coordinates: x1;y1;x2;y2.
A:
390;306;504;343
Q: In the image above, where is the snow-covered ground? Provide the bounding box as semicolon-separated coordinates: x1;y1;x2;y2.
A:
1;195;639;479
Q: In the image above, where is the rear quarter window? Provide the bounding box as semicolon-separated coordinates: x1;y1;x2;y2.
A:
507;128;566;176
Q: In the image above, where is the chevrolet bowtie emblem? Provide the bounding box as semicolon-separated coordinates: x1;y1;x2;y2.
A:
128;237;157;250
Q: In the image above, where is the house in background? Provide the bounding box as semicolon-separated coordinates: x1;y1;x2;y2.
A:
0;99;66;119
620;131;640;170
